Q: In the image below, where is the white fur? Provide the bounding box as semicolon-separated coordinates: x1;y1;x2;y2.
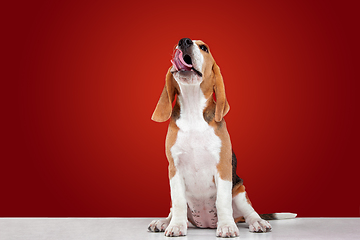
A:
165;173;187;237
232;193;272;232
215;176;240;237
169;82;221;230
232;192;256;218
245;212;272;232
148;211;172;232
190;41;204;73
175;84;208;131
162;77;224;236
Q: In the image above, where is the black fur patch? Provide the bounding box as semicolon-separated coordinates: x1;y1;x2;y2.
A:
232;151;243;188
259;213;277;220
203;104;215;123
171;101;180;120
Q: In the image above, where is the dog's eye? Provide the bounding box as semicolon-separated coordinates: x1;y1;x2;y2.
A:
199;45;208;53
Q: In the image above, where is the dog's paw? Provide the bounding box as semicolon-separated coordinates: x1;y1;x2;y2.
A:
216;222;240;238
248;218;272;233
148;219;170;232
164;222;187;237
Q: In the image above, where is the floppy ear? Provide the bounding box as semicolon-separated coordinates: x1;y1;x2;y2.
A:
151;67;176;122
213;63;230;122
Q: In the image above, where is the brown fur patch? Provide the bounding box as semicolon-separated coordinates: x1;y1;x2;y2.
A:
165;118;179;179
212;63;230;122
210;119;232;181
200;71;215;99
232;183;245;196
151;68;180;122
234;216;245;223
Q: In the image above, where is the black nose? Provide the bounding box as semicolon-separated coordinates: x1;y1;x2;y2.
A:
178;38;193;48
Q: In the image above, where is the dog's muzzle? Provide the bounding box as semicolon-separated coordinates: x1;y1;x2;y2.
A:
171;38;202;77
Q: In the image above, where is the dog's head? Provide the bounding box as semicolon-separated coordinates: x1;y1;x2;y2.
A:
152;38;229;123
170;38;213;84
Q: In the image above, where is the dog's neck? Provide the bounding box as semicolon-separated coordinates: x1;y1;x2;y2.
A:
176;83;209;131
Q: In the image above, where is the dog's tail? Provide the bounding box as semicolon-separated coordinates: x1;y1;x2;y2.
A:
235;213;297;223
260;212;297;220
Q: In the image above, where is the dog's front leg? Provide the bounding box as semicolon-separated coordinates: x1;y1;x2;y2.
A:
215;175;240;238
165;172;188;237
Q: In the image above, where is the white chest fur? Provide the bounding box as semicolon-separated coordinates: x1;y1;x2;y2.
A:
170;83;222;228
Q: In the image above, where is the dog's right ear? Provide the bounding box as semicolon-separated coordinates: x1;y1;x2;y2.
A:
151;67;176;122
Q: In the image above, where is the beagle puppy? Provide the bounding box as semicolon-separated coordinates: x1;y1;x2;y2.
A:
148;38;295;237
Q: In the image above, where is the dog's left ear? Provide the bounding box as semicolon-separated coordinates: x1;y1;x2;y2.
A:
213;63;230;122
151;67;177;122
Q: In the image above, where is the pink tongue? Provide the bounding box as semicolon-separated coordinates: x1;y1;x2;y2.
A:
171;49;192;71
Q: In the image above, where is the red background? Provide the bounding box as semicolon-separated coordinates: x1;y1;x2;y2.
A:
1;0;359;217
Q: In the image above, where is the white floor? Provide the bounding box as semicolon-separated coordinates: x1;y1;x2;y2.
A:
0;217;359;240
